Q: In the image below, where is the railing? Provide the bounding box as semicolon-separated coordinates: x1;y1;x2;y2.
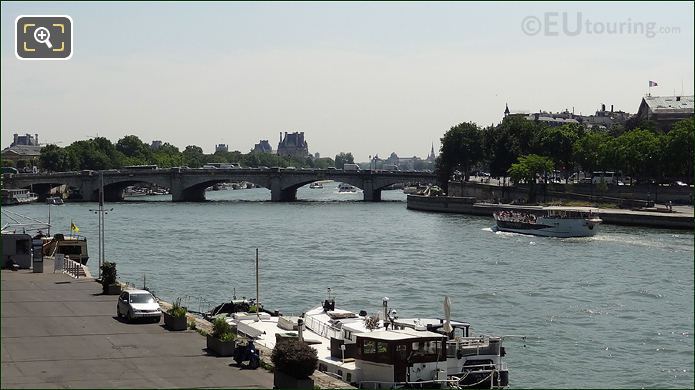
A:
62;257;86;279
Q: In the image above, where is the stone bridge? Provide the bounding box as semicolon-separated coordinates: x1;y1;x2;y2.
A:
2;168;436;202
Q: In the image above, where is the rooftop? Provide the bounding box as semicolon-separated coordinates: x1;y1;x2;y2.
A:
643;95;694;113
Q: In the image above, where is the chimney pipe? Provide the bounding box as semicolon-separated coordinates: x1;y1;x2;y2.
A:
611;105;614;112
601;104;606;112
297;318;304;341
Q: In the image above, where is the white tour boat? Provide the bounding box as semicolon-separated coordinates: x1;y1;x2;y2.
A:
493;206;601;238
337;183;357;192
1;189;38;206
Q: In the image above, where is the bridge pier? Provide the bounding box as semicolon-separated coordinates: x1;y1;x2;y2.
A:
270;177;297;202
362;179;382;202
171;187;206;202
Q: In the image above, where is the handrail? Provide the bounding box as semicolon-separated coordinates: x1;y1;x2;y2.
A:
63;258;85;279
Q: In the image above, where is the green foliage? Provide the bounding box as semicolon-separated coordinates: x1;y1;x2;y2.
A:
334;152;355;169
271;339;318;379
100;261;117;292
436;122;484;191
211;317;236;341
188;319;197;330
168;298;188;318
508;154;554;203
2;159;15;167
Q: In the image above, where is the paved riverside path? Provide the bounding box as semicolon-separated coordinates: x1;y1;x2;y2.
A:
1;268;274;389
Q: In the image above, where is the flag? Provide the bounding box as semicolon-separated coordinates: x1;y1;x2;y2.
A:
649;80;658;87
70;221;79;233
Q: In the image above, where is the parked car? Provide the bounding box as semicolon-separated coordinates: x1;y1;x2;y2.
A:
117;289;161;323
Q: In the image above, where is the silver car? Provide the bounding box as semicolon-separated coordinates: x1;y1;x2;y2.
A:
117;289;161;323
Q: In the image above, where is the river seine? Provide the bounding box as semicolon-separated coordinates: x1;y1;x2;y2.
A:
4;182;693;388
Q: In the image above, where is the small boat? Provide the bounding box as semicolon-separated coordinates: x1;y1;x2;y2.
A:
1;189;38;206
46;196;64;205
337;183;357;192
42;233;89;265
309;182;323;189
493;206;601;238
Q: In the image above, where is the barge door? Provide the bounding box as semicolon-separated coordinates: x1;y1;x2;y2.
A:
394;343;408;383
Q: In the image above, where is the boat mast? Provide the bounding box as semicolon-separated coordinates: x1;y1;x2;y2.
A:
255;248;260;321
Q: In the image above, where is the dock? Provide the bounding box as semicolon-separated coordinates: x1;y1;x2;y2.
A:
0;259;274;389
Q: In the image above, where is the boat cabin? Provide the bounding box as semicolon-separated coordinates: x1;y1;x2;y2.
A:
42;234;89;265
355;328;447;388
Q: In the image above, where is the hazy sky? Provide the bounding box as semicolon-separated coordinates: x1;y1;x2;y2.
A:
1;2;693;161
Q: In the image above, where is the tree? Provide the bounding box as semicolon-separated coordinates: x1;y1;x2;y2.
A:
662;118;694;181
334;152;354;169
483;116;544;177
436;122;483;191
116;135;152;163
533;124;581;178
572;131;612;174
507;154;554;203
615;129;661;182
182;145;204;168
40;144;78;172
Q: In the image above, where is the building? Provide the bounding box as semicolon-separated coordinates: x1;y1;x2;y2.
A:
253;140;273;154
504;103;631;130
215;144;229;153
2;133;42;166
150;140;163;150
582;104;631;130
277;132;309;158
633;95;694;132
427;143;436;162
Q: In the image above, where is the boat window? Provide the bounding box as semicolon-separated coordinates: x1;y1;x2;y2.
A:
57;245;83;255
447;343;457;357
363;340;376;354
376;341;388;354
412;340;441;355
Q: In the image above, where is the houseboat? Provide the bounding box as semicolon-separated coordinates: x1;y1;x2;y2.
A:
1;189;38;206
42;233;89;265
231;290;509;388
493;206;601;238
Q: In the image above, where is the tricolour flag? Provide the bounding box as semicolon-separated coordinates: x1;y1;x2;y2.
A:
70;221;79;233
649;80;658;87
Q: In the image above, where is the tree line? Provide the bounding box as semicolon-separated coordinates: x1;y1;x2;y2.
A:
1;135;360;171
436;116;694;192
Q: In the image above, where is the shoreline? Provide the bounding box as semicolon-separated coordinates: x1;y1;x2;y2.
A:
406;195;694;230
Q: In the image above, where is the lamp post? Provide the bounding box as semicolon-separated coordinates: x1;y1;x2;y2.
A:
89;172;113;279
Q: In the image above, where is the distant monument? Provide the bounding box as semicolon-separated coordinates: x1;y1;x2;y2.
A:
253;140;273;154
277;132;309;158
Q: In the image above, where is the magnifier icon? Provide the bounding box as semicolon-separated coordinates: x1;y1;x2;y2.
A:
33;27;53;49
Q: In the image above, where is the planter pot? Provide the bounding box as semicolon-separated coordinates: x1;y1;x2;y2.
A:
273;370;314;390
206;335;236;356
104;283;121;295
163;311;188;331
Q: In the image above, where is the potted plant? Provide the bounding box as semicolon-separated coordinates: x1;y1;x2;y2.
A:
163;298;188;331
100;261;121;295
272;338;318;389
206;317;237;356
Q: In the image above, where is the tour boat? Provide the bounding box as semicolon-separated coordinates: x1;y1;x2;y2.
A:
1;189;38;206
493;206;601;238
309;182;323;189
337;183;357;192
46;196;64;205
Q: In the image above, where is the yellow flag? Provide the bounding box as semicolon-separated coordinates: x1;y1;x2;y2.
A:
71;222;79;233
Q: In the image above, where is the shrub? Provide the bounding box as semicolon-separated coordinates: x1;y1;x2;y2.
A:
271;339;318;379
168;298;187;318
100;261;117;292
211;317;236;341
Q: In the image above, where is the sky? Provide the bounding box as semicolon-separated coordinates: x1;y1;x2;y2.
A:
1;1;693;161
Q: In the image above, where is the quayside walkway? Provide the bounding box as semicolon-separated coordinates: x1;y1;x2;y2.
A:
0;264;274;389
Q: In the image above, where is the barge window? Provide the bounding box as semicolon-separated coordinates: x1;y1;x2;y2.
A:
363;340;376;354
376;342;388;353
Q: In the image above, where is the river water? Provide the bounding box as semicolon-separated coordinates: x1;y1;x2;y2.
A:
3;182;693;388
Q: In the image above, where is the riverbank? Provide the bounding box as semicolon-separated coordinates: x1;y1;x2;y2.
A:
0;263;275;389
406;195;694;230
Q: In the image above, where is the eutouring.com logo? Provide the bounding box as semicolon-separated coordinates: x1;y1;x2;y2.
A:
521;12;681;38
